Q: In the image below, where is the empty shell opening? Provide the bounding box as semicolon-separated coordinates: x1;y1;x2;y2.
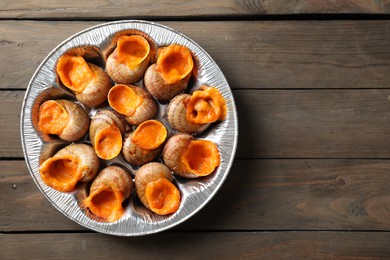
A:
145;178;180;215
38;100;69;136
132;120;167;150
94;125;122;160
108;85;144;116
157;44;193;84
90;190;118;219
56;55;94;92
40;156;81;192
117;35;150;68
181;140;220;176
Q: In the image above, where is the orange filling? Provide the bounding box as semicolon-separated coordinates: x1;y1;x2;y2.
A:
117;35;150;69
181;140;220;176
40;155;82;192
186;86;227;124
84;188;125;222
145;177;180;215
156;44;193;84
56;55;94;92
108;84;144;116
131;120;167;150
38;100;69;135
94;125;122;160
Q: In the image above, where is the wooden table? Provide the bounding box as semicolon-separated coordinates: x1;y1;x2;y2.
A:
2;1;390;258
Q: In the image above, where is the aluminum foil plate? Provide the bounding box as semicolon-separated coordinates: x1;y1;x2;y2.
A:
20;20;238;236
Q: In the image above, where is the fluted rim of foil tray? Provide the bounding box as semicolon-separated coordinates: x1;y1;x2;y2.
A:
20;20;238;236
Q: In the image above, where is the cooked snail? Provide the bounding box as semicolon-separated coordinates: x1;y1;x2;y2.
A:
186;85;227;124
122;120;167;166
135;162;180;215
162;133;220;178
56;54;112;107
106;35;151;84
82;166;133;222
89;109;126;160
39;143;100;192
167;86;226;134
38;99;89;142
167;94;208;134
107;84;157;125
144;44;193;101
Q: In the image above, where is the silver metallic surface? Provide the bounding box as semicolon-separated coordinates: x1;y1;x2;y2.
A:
21;20;238;236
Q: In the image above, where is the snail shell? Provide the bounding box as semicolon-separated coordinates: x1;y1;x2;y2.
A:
162;133;220;178
82;166;133;222
38;99;89;142
39;143;100;192
106;35;151;84
122;120;167;166
162;133;193;176
144;44;193;101
122;132;162;166
185;85;227;124
56;55;112;107
135;162;180;215
75;63;112;107
144;63;191;101
89;109;126;160
107;84;157;125
167;94;209;134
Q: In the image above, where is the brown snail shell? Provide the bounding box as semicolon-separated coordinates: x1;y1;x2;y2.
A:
106;35;151;84
167;94;209;134
89;109;126;160
107;84;157;126
185;85;227;124
56;55;112;107
38;99;89;142
82;166;133;222
144;44;193;101
162;133;193;176
75;63;112;107
122;132;162;166
162;133;220;178
135;162;180;215
144;63;191;101
122;119;167;166
39;143;100;192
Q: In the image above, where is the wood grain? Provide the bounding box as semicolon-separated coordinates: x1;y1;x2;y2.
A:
2;1;390;258
2;232;390;259
0;91;23;158
235;89;390;159
9;89;390;159
1;0;389;19
0;161;81;231
3;159;390;232
1;20;390;90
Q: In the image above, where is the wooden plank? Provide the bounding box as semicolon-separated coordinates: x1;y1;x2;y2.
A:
0;91;23;158
0;161;82;232
8;89;390;159
3;159;390;232
1;20;390;90
1;0;390;19
235;89;390;158
2;232;390;259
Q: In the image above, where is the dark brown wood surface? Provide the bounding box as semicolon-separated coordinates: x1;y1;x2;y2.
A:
2;20;390;90
2;2;390;259
1;0;390;19
2;232;390;259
